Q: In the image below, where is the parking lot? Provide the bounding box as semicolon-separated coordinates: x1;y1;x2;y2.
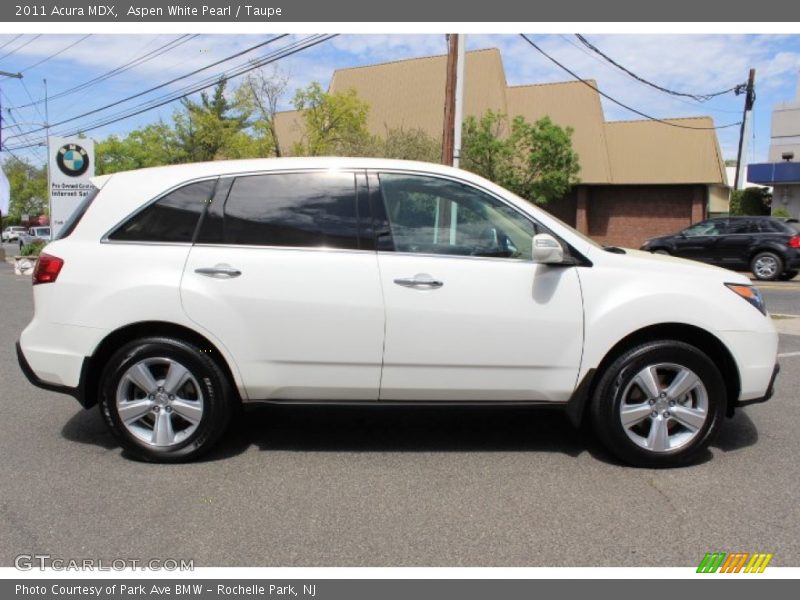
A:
1;253;799;567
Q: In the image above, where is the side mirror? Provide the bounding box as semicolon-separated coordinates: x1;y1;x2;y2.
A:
531;233;564;264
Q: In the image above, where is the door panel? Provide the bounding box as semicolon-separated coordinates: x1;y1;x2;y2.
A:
182;247;384;400
371;171;583;402
180;170;384;401
377;255;584;401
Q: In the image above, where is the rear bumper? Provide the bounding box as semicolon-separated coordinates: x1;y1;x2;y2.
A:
16;340;92;408
735;362;779;409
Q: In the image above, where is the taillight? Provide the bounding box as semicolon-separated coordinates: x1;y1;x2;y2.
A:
32;253;64;284
789;235;800;249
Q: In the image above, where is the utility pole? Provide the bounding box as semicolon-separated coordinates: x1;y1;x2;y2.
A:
441;34;458;166
734;68;756;191
44;78;53;239
453;35;465;168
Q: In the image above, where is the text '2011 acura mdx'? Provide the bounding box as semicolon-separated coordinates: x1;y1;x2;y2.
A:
17;158;779;466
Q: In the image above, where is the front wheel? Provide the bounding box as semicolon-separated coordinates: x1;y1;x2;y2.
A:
99;337;234;462
590;341;725;468
751;251;783;281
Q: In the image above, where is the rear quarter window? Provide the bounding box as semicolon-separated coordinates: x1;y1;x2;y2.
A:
108;179;216;243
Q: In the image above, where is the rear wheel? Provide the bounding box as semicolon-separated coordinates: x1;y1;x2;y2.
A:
751;251;783;281
590;340;725;468
99;337;234;462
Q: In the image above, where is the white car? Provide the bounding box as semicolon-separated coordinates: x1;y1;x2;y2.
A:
17;158;779;465
18;226;51;250
2;226;27;242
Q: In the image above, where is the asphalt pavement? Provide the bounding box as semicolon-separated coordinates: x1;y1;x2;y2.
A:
1;257;799;567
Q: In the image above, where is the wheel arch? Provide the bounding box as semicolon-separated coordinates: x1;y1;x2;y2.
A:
567;323;741;426
81;321;243;409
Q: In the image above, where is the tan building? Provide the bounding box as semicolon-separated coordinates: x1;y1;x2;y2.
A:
275;48;728;248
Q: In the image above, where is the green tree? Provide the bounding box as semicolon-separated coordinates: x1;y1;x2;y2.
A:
729;187;771;216
235;64;288;157
96;121;185;175
369;127;441;162
1;156;47;221
291;82;370;156
175;78;250;162
461;111;580;205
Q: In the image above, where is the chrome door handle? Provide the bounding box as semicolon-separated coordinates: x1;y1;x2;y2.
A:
393;274;444;289
195;265;242;278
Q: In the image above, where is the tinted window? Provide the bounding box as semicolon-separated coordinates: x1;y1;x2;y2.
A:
57;185;99;239
683;219;727;237
198;172;359;249
109;179;215;243
727;220;757;234
760;219;796;234
379;173;536;259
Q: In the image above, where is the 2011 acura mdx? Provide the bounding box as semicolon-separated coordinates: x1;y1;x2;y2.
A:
17;158;779;466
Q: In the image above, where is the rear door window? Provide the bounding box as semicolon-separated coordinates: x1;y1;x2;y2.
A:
196;171;360;249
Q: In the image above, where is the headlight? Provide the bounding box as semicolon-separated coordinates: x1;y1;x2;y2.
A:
725;283;767;315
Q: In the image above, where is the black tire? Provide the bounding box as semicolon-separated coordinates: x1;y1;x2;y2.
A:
590;340;725;468
778;270;798;281
750;251;784;281
98;336;234;463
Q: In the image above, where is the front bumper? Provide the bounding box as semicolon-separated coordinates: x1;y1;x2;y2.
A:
734;362;779;409
16;340;91;408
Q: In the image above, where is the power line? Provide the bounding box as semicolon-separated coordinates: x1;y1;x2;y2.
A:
519;34;742;131
6;34;290;142
574;34;745;103
57;35;332;137
0;34;42;63
19;78;47;125
4;34;336;150
17;34;92;73
557;34;742;115
0;35;24;53
16;34;199;108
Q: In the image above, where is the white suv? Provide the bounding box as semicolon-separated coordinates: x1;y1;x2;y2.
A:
17;158;779;466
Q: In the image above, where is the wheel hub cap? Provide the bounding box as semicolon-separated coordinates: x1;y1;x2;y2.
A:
619;362;709;453
115;357;204;448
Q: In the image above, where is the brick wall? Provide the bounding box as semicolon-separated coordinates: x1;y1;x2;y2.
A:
585;185;705;249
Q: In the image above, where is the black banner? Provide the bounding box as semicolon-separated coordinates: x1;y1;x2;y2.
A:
4;579;800;600
2;0;800;22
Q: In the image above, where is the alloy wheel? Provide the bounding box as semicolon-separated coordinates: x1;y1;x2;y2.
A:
115;357;204;448
754;255;779;279
618;362;709;453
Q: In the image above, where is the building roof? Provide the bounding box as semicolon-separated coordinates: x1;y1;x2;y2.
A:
274;48;726;186
605;118;726;185
507;81;612;184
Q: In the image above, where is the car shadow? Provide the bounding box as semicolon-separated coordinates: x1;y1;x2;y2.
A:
61;402;760;466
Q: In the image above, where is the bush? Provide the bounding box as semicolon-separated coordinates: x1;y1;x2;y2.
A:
729;187;771;216
20;239;46;257
771;206;792;219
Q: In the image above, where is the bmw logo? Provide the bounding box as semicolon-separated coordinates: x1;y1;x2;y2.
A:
56;143;90;177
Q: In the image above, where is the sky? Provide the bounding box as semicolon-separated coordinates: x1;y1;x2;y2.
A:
0;33;799;167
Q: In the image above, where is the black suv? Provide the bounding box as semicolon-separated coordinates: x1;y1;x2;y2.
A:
641;216;800;281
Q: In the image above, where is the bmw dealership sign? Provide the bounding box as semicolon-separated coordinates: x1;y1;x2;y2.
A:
49;136;95;238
